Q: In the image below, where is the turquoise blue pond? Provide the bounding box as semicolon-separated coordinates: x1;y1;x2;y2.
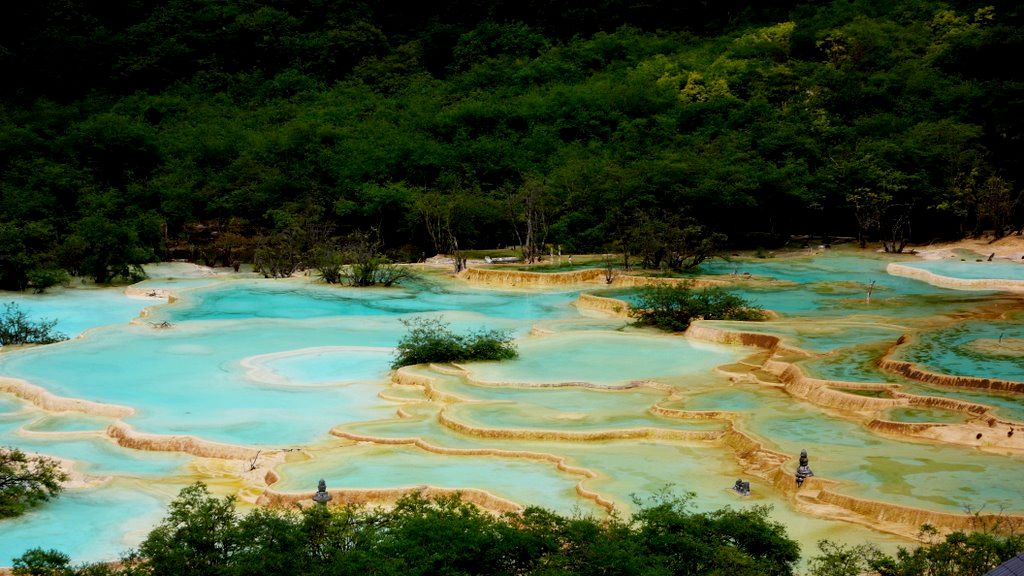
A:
901;259;1024;281
274;444;593;515
464;331;743;386
597;252;1004;318
162;280;580;323
246;347;393;386
801;349;903;383
0;486;172;565
898;382;1024;422
701;320;904;354
0;289;151;340
2;252;1024;564
898;320;1024;383
741;387;1024;513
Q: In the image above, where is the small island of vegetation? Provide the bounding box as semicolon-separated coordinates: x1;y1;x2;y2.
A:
631;284;768;332
392;317;518;368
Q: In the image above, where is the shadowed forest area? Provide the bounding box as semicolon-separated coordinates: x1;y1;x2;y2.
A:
1;0;1022;289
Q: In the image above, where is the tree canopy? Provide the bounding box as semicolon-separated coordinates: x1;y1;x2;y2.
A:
1;0;1021;288
0;447;66;519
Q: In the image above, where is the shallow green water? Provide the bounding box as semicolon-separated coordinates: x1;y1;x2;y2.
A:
703;320;905;353
897;318;1024;382
273;443;596;515
884;407;969;424
2;252;1024;564
464;330;744;386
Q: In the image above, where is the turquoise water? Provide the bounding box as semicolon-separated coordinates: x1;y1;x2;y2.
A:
162;280;580;323
465;331;743;386
702;320;904;353
0;484;175;565
898;383;1024;422
741;387;1024;512
801;349;903;383
2;252;1024;563
22;414;111;433
885;407;969;424
899;320;1024;383
902;259;1024;281
0;288;151;339
601;252;1002;318
247;347;394;386
274;443;594;515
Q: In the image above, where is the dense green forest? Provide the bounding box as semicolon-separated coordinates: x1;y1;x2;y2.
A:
1;0;1022;289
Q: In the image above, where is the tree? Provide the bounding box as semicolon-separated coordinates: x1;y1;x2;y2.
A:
0;222;63;292
663;220;727;271
413;191;465;273
62;212;155;284
254;208;333;279
392;317;517;367
0;303;68;346
11;548;75;576
315;230;419;287
137;483;240;576
631;284;767;332
0;447;67;519
976;175;1019;238
630;491;799;576
509;177;550;264
808;530;1024;576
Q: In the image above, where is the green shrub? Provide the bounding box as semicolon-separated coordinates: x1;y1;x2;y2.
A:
11;548;73;576
1;447;67;519
808;529;1024;576
392;317;517;367
20;484;800;576
0;302;69;346
26;268;69;294
630;284;766;332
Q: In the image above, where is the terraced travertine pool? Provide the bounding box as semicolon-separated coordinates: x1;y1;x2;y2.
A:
1;250;1023;564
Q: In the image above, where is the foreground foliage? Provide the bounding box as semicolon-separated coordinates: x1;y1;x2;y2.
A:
631;284;767;331
392;317;517;368
13;484;800;576
10;484;1024;575
0;447;66;519
807;529;1024;576
0;303;68;346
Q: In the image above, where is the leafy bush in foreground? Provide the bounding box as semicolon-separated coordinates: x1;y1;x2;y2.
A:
392;317;517;367
11;483;1024;576
630;284;767;332
807;529;1024;576
0;303;68;346
13;484;800;576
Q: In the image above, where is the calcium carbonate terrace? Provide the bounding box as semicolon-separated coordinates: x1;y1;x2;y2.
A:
1;250;1023;563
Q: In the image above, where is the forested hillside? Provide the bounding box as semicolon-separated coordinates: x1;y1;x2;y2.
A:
1;0;1021;289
